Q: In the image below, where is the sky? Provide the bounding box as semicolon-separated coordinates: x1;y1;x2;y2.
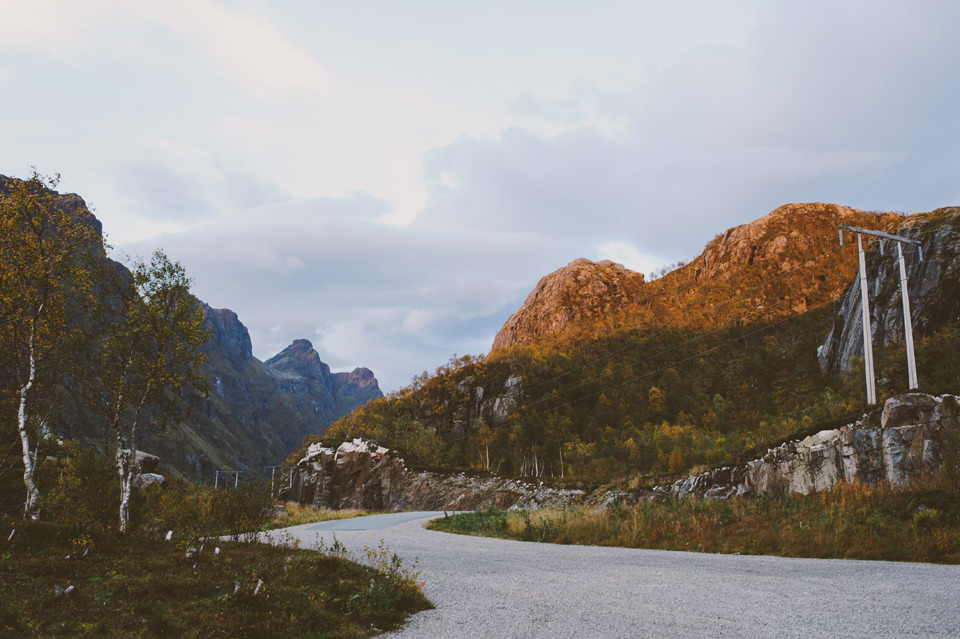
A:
2;1;959;391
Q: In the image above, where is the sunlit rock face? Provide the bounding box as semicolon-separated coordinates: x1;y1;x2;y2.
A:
657;393;959;499
492;203;899;353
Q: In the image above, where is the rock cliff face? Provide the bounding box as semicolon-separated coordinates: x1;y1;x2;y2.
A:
656;393;958;499
819;207;960;377
493;203;898;352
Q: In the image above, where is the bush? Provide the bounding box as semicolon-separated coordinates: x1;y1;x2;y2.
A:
142;479;273;543
42;446;119;533
207;479;273;541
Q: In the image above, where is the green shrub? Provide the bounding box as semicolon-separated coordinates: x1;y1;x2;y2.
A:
42;447;119;533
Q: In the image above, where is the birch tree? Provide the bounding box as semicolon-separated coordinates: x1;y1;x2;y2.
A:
94;250;208;533
0;172;101;519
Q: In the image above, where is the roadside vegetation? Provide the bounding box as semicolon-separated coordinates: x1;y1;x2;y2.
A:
265;503;370;531
428;478;960;564
1;449;431;638
2;519;429;638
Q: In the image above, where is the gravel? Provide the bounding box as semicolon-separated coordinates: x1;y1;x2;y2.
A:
266;512;960;638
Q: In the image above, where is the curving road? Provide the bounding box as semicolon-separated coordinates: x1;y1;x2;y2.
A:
265;512;960;638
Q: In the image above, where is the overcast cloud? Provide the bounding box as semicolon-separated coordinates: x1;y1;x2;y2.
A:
2;1;958;390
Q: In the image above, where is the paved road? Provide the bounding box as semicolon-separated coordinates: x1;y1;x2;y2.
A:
265;512;960;638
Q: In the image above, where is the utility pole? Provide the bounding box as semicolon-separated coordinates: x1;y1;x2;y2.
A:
856;233;877;405
839;225;922;403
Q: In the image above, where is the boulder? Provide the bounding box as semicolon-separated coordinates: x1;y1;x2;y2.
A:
119;449;160;474
133;473;167;490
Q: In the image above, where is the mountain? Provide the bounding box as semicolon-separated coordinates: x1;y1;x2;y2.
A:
326;202;959;488
153;306;384;479
0;175;382;483
493;203;900;351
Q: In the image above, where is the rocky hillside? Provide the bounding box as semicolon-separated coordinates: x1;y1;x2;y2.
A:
0;175;382;482
493;203;900;351
327;201;959;488
153;307;384;479
819;207;960;377
286;393;958;509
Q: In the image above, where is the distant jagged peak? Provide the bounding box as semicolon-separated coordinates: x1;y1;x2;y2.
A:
202;305;253;362
266;340;383;396
337;367;379;389
266;338;332;381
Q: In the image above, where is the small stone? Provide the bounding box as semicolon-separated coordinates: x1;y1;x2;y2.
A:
54;585;75;599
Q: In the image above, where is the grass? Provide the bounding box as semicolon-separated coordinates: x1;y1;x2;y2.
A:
428;480;960;564
0;520;432;639
263;504;371;530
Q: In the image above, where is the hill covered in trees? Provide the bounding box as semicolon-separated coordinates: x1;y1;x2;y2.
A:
319;204;960;488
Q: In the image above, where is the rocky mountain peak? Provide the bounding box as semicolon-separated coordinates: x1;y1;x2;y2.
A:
694;203;898;284
202;305;253;368
340;367;379;389
491;258;647;352
266;339;332;381
491;203;900;353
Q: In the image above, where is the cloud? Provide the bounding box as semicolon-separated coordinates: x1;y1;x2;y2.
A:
117;162;214;221
139;0;334;98
415;2;960;257
0;0;332;97
113;157;291;235
121;194;563;390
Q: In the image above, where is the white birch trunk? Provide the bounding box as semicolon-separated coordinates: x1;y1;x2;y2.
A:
17;318;41;520
116;431;133;535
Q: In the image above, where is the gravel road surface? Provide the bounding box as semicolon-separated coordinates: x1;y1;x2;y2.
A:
265;512;960;638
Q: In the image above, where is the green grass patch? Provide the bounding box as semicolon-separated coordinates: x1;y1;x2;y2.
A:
428;482;960;563
1;520;432;638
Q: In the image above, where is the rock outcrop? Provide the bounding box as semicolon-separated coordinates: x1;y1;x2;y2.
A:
656;393;959;499
287;393;958;509
283;438;588;511
819;207;960;377
492;259;646;351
